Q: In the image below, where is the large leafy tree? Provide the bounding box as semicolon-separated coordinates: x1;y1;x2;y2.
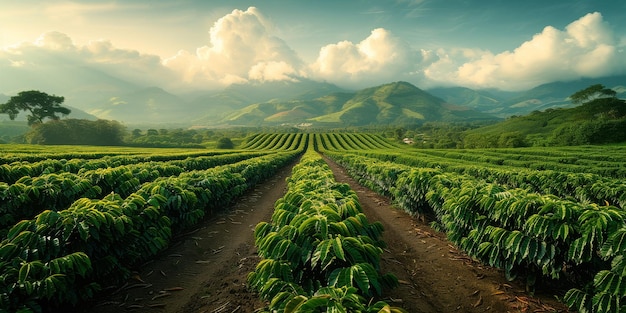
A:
0;90;71;126
570;84;617;105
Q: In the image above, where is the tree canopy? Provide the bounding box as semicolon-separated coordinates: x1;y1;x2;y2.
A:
569;84;617;105
216;137;234;149
25;119;125;145
0;90;71;125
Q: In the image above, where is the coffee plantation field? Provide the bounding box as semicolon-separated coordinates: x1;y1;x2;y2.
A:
1;133;625;312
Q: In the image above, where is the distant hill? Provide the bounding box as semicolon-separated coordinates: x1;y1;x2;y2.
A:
3;53;624;127
429;75;626;118
463;96;626;147
220;81;496;126
427;86;504;112
87;87;192;125
0;64;142;112
63;105;99;120
190;78;346;125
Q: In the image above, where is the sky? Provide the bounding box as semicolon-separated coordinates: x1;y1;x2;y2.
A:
1;0;626;92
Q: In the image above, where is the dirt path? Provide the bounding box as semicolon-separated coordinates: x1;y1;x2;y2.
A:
323;155;568;313
86;161;296;313
85;155;568;313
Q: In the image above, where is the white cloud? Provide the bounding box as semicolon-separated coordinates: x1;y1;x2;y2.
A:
35;31;75;50
163;7;305;88
310;28;423;87
0;31;176;92
249;61;299;82
425;12;626;90
81;39;176;86
2;8;625;96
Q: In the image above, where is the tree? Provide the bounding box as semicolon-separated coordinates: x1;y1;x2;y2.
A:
25;119;125;145
0;90;71;126
570;84;617;105
216;137;234;149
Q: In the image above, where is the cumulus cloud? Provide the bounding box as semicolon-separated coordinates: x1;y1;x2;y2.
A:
310;28;423;87
425;12;626;90
34;31;75;50
81;38;173;84
249;61;299;82
0;31;176;89
2;8;625;95
164;7;305;88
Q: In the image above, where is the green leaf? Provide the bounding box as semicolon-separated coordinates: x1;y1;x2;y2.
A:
554;223;570;241
591;292;618;313
298;295;330;310
600;227;626;258
18;262;32;283
0;243;18;259
568;237;590;264
593;270;623;296
352;265;370;295
77;221;90;241
333;236;346;261
564;288;590;313
284;295;308;313
312;239;333;270
7;220;32;240
329;267;352;288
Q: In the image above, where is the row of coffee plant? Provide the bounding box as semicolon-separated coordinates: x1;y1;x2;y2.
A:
351;150;626;210
313;133;398;151
248;148;406;312
480;145;626;163
0;151;301;312
324;151;626;313
243;133;306;150
0;152;270;235
0;150;254;183
457;148;625;168
414;149;626;179
0;145;232;164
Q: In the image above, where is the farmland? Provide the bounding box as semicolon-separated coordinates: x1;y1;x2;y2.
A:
1;133;625;312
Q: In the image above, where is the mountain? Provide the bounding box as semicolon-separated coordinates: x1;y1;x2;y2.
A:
499;75;626;116
86;87;192;125
220;81;496;126
1;63;142;111
3;52;624;127
427;86;505;112
428;75;626;118
190;78;346;125
62;105;99;120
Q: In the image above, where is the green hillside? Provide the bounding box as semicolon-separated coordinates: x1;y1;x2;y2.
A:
427;86;503;112
222;81;495;126
463;95;626;147
429;75;626;118
191;79;346;125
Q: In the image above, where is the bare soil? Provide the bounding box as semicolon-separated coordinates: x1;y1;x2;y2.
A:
84;156;569;313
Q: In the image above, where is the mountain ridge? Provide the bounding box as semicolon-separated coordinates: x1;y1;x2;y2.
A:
218;81;496;126
1;67;624;126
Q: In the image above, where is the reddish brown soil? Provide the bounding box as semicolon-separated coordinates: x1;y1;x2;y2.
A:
85;156;569;313
324;156;568;313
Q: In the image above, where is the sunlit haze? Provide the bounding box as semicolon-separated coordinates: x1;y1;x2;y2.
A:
1;0;625;93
